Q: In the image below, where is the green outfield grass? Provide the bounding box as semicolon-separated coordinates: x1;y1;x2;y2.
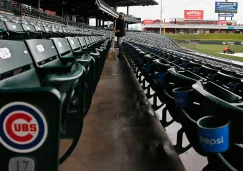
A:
168;34;243;41
180;44;243;62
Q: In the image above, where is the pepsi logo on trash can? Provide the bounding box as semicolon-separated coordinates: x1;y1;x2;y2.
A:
0;102;48;153
173;87;192;108
197;116;230;153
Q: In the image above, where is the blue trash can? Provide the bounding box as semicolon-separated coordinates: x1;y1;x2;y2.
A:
144;64;151;73
197;116;230;153
228;82;239;93
208;73;217;81
192;67;200;73
173;87;193;108
155;73;165;85
183;63;188;69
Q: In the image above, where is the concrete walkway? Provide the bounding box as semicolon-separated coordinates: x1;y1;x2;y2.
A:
59;55;185;171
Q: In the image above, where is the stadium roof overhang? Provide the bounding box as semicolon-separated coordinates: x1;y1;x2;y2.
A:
104;0;158;7
19;0;148;23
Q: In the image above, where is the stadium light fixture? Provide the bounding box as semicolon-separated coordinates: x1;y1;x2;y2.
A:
159;0;162;35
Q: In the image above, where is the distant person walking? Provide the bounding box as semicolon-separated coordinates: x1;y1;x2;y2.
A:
114;13;126;59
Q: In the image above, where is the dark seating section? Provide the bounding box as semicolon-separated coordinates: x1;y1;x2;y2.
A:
123;31;243;171
0;11;112;171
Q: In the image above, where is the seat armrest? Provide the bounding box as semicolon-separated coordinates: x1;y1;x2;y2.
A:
39;65;73;75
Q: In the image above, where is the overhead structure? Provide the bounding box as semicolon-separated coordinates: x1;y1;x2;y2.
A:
104;0;158;7
13;0;158;27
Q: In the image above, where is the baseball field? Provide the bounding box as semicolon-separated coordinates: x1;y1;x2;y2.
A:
168;34;243;41
168;34;243;62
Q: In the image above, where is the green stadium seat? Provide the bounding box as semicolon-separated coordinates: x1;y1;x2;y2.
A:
67;37;101;88
4;22;27;40
193;81;243;171
0;40;62;171
22;24;41;39
34;25;50;39
0;21;9;39
24;39;85;164
51;37;94;116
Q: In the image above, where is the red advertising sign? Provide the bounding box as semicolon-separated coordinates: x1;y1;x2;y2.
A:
184;10;204;20
143;20;153;24
218;20;227;25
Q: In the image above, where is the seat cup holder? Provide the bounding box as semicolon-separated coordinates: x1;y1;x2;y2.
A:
197;116;230;153
155;73;165;86
144;63;151;73
137;58;143;65
192;67;200;73
172;87;192;108
183;63;188;69
208;73;217;81
228;82;239;92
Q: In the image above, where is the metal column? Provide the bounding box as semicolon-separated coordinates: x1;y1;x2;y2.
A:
127;6;129;30
160;0;163;34
96;17;98;27
102;20;105;27
99;19;102;27
38;0;40;9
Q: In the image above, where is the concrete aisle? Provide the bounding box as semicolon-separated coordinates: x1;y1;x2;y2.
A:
59;56;185;171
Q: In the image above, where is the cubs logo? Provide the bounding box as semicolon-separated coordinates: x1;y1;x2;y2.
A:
0;102;48;153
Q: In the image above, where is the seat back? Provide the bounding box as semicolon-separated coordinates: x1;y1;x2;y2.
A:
0;40;62;171
0;40;40;88
78;36;87;49
25;39;62;68
44;26;52;33
204;81;242;103
200;65;218;75
84;36;91;47
91;36;96;44
167;68;206;91
51;38;74;60
22;24;37;32
217;71;242;86
153;60;172;73
5;22;26;40
34;25;45;32
5;22;24;32
89;36;94;45
66;37;82;53
0;21;8;39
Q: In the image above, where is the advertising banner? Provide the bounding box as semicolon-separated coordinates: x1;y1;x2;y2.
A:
228;26;243;30
184;10;204;20
175;40;243;45
142;20;153;24
215;2;238;13
218;20;227;25
218;13;234;17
